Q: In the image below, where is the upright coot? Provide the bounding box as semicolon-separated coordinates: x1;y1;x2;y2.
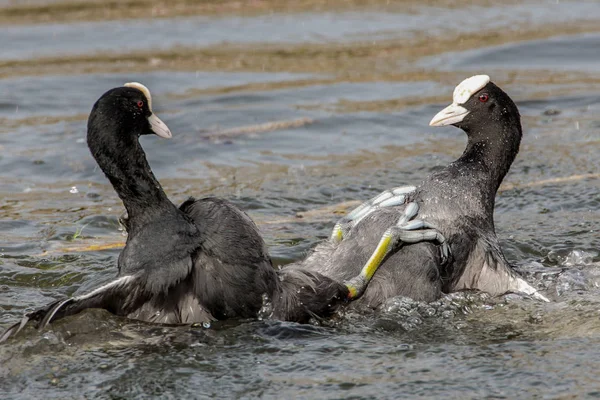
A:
288;75;548;306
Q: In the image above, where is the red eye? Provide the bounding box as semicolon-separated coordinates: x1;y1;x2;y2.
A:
478;93;489;103
137;100;144;108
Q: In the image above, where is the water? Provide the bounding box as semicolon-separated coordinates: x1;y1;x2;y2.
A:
1;0;600;398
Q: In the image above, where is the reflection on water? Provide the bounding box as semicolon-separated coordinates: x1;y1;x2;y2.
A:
0;0;599;398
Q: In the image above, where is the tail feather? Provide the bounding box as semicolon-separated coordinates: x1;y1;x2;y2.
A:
272;268;349;323
0;275;138;343
0;315;30;343
39;298;75;330
126;291;216;325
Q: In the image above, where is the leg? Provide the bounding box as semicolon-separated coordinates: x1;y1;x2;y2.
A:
344;202;450;300
330;185;417;242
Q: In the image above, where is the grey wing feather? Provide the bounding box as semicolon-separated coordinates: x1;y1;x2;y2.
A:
454;236;546;300
179;197;277;319
0;314;32;343
0;275;142;343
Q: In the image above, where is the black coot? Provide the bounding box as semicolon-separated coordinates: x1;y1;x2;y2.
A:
3;83;424;342
289;75;548;306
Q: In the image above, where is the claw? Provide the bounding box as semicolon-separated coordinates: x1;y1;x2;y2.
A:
401;219;425;231
331;185;417;243
378;194;406;208
330;224;344;242
346;204;373;221
392;186;417;196
371;191;394;205
404;219;451;265
440;242;450;265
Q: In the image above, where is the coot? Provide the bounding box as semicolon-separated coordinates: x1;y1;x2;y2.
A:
289;75;547;307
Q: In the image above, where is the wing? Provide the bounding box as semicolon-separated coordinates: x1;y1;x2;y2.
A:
179;197;278;319
1;275;144;343
453;235;548;301
117;208;200;295
3;206;210;342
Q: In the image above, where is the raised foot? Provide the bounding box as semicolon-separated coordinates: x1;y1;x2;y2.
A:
331;185;417;242
344;201;450;300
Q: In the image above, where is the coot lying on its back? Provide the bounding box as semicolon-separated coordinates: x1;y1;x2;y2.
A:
289;75;548;306
1;83;447;342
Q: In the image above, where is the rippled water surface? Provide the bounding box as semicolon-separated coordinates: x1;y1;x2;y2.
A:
1;0;599;398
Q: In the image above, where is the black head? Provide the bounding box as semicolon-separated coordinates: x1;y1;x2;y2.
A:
429;75;521;138
87;82;171;150
86;83;173;216
429;75;523;189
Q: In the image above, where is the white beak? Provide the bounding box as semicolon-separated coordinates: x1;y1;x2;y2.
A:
148;113;172;139
429;103;469;127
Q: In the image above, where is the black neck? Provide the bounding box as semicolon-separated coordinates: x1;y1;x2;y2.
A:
89;128;174;229
457;122;522;193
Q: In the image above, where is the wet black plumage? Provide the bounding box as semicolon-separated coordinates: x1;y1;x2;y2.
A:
292;76;546;306
1;85;350;342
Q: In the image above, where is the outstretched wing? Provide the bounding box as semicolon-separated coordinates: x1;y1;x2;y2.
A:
1;275;143;343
